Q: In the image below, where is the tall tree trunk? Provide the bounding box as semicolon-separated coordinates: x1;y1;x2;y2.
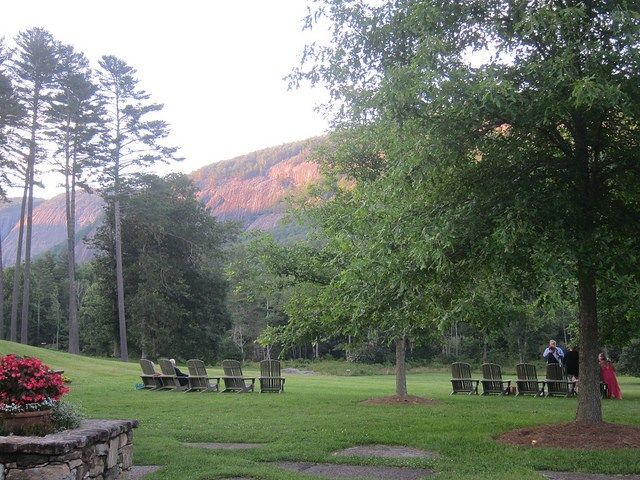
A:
572;115;602;424
66;186;79;353
9;180;28;342
575;267;602;423
482;332;488;363
20;171;35;344
114;197;128;361
395;335;407;397
20;89;41;345
66;150;80;354
517;337;524;363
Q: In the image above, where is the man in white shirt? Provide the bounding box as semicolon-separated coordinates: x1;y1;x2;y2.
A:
542;340;564;366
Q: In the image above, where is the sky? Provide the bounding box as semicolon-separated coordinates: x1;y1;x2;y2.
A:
1;0;330;198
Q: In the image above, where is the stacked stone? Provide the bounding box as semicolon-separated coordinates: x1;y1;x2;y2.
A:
0;419;138;480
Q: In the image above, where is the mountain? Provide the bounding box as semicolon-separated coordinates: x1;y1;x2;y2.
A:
1;193;103;266
191;138;320;229
0;138;322;266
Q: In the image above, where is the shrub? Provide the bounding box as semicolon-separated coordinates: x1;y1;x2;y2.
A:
618;338;640;377
217;337;243;362
51;400;85;430
0;355;69;413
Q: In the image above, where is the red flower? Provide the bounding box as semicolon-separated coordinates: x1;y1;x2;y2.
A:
0;355;68;411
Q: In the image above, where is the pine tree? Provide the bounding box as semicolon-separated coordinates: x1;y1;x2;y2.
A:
97;55;180;361
0;41;23;340
8;28;59;344
48;44;104;354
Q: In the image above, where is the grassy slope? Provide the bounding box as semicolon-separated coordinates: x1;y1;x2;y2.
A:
1;340;638;480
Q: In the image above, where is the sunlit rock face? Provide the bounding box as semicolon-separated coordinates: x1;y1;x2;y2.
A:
192;140;320;229
1;192;103;266
0;139;321;265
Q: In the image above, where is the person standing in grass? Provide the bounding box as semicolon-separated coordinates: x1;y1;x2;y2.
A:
599;353;622;400
543;340;564;366
565;346;579;381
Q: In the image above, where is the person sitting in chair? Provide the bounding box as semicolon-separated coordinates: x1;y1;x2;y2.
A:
170;358;189;387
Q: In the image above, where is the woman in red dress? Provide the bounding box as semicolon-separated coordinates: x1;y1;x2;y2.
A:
599;353;622;399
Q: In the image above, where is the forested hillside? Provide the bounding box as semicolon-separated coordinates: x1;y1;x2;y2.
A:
0;139;321;265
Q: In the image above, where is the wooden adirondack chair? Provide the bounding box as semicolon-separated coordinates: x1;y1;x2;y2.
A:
221;359;255;393
515;363;545;396
139;359;162;389
480;363;512;395
157;358;187;391
259;360;285;393
186;359;220;392
450;362;479;395
545;363;576;397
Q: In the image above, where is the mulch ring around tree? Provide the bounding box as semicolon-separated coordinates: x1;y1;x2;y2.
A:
360;395;440;406
497;422;640;449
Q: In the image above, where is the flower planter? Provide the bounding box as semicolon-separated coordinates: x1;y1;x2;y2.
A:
0;409;52;434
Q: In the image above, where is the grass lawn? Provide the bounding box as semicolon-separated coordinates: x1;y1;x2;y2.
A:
1;340;639;480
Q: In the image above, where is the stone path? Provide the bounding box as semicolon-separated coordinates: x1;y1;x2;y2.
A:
540;472;640;480
276;461;434;479
182;442;263;450
123;466;161;479
334;445;439;459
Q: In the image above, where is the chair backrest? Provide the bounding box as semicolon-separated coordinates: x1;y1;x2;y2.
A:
482;363;502;380
515;363;540;395
159;358;177;376
451;362;472;379
186;359;210;390
222;359;243;377
187;359;207;377
451;362;476;393
546;363;565;381
140;359;157;375
516;363;537;381
260;360;281;378
546;363;572;395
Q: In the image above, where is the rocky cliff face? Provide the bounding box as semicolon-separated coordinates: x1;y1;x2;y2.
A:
1;192;103;266
192;139;320;229
0;138;321;265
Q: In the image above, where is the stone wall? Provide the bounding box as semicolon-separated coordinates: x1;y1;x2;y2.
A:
0;419;138;480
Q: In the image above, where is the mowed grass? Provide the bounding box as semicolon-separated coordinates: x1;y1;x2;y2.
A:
1;340;639;480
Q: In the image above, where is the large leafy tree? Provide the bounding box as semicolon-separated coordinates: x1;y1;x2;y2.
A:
225;232;291;361
97;55;180;361
304;129;440;397
297;1;640;423
89;174;233;361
